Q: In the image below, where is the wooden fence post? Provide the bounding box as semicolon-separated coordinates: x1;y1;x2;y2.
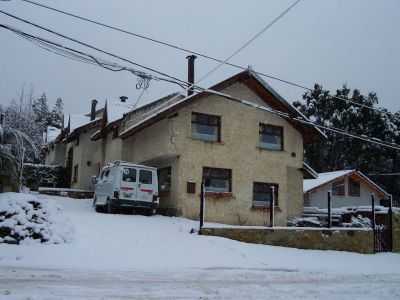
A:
269;186;275;228
389;195;393;252
327;191;332;228
372;193;376;253
199;181;205;234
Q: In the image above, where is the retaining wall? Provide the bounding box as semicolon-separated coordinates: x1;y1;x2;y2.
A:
201;226;374;254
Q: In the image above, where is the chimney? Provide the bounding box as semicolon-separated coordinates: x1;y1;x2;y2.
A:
90;99;98;121
186;55;197;96
120;96;128;103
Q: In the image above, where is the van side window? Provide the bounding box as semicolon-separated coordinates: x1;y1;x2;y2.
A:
100;170;105;179
139;170;152;184
123;168;136;182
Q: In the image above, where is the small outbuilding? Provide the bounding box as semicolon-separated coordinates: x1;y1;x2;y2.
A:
304;170;390;208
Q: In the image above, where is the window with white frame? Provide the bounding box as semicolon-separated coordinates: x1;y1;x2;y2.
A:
191;112;220;142
259;123;283;150
202;167;231;193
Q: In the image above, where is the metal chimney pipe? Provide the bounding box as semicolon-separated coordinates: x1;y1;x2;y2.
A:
90;99;98;121
120;96;128;103
186;55;197;96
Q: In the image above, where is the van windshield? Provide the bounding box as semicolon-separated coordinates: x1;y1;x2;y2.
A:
122;168;136;182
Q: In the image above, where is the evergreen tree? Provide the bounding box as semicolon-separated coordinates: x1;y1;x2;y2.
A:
294;84;400;203
32;93;51;134
51;97;64;129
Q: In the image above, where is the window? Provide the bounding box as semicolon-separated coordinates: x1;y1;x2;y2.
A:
332;179;345;196
202;167;231;193
122;168;136;182
139;170;152;184
112;126;119;139
158;167;171;192
259;124;283;150
191;112;220;142
348;178;360;197
76;135;80;146
73;164;78;183
252;182;278;207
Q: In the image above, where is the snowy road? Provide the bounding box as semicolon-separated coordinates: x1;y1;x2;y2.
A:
1;194;400;299
1;266;400;299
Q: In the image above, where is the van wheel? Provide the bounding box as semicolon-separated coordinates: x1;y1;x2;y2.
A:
107;198;115;214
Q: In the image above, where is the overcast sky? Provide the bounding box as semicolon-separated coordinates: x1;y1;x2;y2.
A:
0;0;399;116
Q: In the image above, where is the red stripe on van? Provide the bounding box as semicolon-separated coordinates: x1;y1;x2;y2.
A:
121;186;134;191
141;189;153;193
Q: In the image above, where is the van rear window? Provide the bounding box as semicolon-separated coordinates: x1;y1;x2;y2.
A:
122;168;136;182
139;170;152;184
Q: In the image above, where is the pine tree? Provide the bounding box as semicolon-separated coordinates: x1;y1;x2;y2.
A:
294;84;400;203
51;97;64;129
32;93;51;134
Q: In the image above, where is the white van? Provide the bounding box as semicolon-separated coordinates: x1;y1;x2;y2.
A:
93;161;159;215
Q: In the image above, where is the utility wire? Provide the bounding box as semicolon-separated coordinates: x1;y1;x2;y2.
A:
0;9;190;88
1;20;398;151
195;0;300;85
16;0;395;116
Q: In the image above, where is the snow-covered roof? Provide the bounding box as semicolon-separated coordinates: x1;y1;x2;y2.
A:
69;114;92;132
303;170;354;193
303;170;390;198
107;100;135;124
45;126;61;143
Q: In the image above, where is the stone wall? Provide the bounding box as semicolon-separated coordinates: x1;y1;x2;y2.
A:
201;227;374;254
393;211;400;252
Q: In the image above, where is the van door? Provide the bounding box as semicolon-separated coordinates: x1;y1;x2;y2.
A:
137;169;154;202
120;167;137;200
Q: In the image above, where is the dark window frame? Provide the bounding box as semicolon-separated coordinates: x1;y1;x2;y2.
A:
202;167;232;193
332;178;345;196
252;182;279;207
191;112;221;142
259;123;283;151
112;126;119;139
73;164;79;183
348;178;361;197
158;167;172;193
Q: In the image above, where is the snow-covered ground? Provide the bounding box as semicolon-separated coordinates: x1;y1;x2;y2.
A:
0;194;400;299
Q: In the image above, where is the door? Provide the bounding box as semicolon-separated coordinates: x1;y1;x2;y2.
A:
137;169;154;202
120;167;137;200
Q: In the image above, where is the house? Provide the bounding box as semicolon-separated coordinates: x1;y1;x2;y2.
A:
304;169;390;208
47;66;326;225
115;69;325;225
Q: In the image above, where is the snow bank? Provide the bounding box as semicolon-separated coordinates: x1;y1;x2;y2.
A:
0;192;73;245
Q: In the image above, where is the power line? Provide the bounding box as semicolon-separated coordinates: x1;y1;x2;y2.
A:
0;23;190;91
195;0;300;85
0;9;190;88
16;0;395;116
1;14;398;151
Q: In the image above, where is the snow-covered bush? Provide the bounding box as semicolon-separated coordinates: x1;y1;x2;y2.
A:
0;192;73;244
287;217;322;227
343;214;372;228
23;163;70;190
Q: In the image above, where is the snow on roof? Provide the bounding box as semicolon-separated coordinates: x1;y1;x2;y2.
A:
107;100;134;124
303;170;354;193
46;126;61;143
69;114;92;132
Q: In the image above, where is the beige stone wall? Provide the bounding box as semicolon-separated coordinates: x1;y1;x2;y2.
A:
70;127;103;191
121;82;305;225
45;143;67;166
201;227;374;254
103;127;123;165
393;211;400;252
